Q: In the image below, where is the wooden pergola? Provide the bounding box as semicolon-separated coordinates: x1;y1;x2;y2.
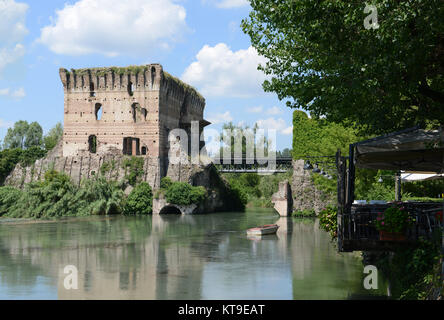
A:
336;126;444;252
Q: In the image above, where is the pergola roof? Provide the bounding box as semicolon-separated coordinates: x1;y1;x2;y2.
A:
401;172;444;181
354;127;444;173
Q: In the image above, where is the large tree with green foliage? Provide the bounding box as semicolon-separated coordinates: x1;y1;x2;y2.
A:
3;121;44;149
24;122;43;149
242;0;444;134
217;122;271;159
3;121;30;149
292;110;389;200
43;122;63;151
292;110;361;157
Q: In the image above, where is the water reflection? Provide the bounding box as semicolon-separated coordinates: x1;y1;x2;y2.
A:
0;210;386;300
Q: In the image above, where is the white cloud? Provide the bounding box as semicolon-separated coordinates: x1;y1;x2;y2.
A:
182;43;268;98
256;117;292;135
0;87;26;99
0;0;28;73
0;0;28;44
281;126;293;136
39;0;188;57
215;0;249;8
0;118;13;128
246;106;263;113
0;88;9;96
207;111;233;125
0;43;25;71
266;106;283;115
11;87;25;98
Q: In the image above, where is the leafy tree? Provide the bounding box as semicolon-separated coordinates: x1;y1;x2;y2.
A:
3;120;46;150
24;122;43;149
3;121;29;149
242;0;444;134
0;147;47;185
277;148;292;158
292;110;361;157
165;182;207;206
292;110;381;199
43;122;63;151
218;122;271;159
226;173;262;199
124;182;153;215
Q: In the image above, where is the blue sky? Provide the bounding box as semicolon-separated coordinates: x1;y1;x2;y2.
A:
0;0;294;152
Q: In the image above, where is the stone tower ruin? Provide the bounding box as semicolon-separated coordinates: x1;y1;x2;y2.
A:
5;64;212;190
59;64;209;182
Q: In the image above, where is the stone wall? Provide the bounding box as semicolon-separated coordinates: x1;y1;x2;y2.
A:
292;159;335;215
4;140;163;189
272;181;293;217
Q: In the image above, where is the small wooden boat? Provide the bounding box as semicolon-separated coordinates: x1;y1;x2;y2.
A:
247;224;279;236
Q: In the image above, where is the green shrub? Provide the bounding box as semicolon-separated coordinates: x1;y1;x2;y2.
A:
4;171;125;218
74;177;125;216
0;186;23;216
100;161;111;176
374;235;442;299
165;182;207;206
318;206;338;239
226;182;248;211
160;177;173;190
6;171;79;218
122;156;144;186
124;182;153;215
20;146;47;166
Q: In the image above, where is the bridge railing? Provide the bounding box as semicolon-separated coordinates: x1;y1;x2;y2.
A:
211;157;293;173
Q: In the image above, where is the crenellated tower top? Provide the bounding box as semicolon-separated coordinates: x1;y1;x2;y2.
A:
59;64;205;105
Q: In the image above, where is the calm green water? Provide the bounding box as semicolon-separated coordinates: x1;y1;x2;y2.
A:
0;209;386;300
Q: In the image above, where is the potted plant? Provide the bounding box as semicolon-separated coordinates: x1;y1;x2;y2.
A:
374;205;414;241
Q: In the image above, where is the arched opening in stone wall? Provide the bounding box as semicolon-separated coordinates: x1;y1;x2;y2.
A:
90;82;95;97
88;135;97;153
141;146;147;155
159;206;182;215
142;108;147;121
128;81;134;96
95;103;103;121
151;67;156;89
131;103;139;123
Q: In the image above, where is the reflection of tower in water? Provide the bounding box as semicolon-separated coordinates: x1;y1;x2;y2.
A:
53;216;206;300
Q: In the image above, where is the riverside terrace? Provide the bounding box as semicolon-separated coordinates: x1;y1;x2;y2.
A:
335;127;443;252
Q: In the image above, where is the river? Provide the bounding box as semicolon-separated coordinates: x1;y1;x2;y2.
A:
0;209;387;299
